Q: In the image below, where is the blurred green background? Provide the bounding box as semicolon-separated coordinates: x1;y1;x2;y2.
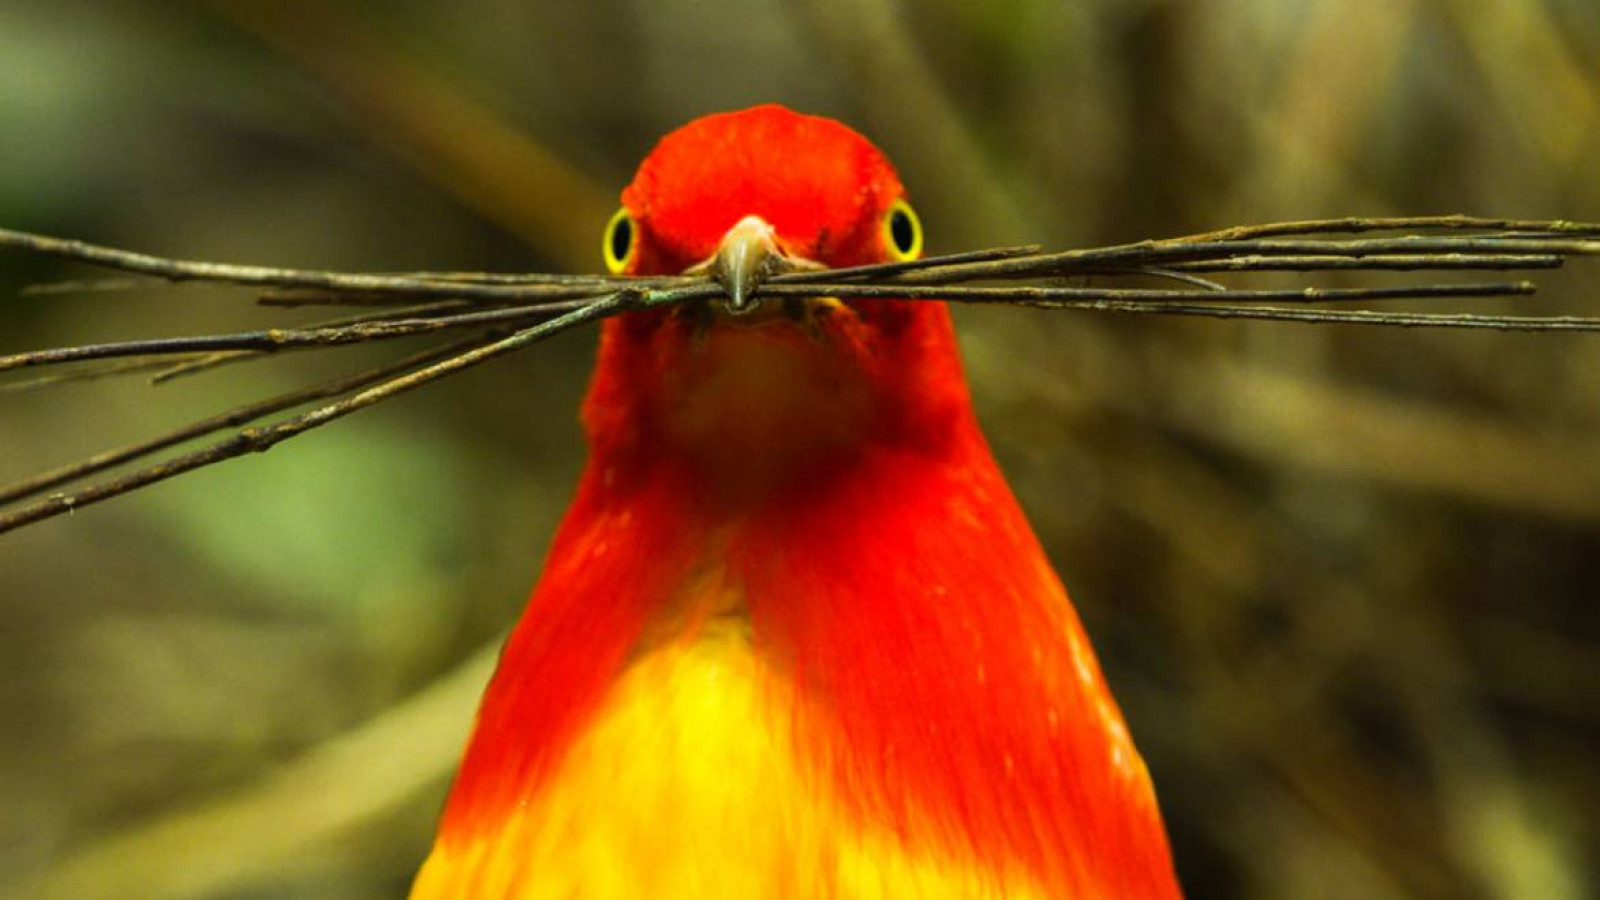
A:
2;2;1598;898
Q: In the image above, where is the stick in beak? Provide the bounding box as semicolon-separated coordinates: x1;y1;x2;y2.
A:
709;216;782;313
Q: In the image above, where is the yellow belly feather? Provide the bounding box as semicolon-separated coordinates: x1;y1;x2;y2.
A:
411;618;1047;899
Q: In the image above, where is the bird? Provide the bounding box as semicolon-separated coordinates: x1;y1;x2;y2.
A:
409;104;1181;899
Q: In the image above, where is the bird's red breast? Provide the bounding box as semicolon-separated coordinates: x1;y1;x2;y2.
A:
411;105;1181;899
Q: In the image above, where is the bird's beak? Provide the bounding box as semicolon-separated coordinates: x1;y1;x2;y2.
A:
710;216;779;313
695;215;823;314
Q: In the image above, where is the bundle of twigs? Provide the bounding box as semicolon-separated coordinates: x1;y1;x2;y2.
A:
2;215;1597;535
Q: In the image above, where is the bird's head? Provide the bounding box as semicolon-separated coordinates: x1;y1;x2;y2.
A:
607;104;920;301
582;105;974;497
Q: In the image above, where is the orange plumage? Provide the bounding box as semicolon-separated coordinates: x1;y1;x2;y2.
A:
411;105;1181;898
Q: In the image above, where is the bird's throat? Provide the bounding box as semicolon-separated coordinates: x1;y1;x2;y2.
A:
654;318;874;504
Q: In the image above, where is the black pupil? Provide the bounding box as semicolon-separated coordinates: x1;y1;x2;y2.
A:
610;216;632;262
890;208;915;253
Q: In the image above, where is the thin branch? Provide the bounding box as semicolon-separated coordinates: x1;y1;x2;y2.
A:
0;301;587;373
0;357;206;394
397;271;687;286
1092;267;1230;291
1015;303;1600;331
774;244;1042;283
0;292;643;534
20;276;167;296
148;351;264;384
1166;254;1564;272
894;237;1600;283
758;280;1540;304
1173;215;1600;242
256;292;437;308
17;273;689;299
0;227;646;301
0;333;502;507
145;299;484;384
752;282;1600;330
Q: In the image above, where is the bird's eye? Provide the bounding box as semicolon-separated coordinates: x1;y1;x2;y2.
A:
602;207;636;273
883;199;923;261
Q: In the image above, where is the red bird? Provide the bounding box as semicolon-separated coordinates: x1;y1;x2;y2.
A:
411;104;1181;898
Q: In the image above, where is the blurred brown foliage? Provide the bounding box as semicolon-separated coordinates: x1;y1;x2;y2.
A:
1;1;1597;898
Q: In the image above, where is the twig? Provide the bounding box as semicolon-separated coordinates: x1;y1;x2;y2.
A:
396;271;687;286
0;292;641;534
256;293;437;308
892;236;1600;283
0;301;594;372
145;299;484;384
774;244;1042;283
0;357;204;394
1173;215;1600;242
1166;254;1563;272
0;333;502;507
1103;267;1230;291
20;276;167;296
1024;303;1600;332
759;281;1541;304
759;283;1600;331
147;351;264;384
0;227;644;301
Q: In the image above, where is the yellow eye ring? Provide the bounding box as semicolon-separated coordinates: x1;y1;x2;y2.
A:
602;207;636;273
882;198;923;261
